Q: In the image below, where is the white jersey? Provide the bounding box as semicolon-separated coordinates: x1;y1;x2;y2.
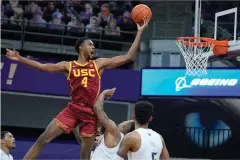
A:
0;149;13;160
91;133;124;160
128;128;163;160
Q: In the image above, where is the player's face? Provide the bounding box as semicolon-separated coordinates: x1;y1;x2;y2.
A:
94;134;103;148
82;40;95;60
1;132;16;149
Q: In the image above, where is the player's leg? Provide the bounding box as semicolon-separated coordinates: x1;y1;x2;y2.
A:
80;136;95;159
24;106;78;159
79;112;98;160
23;119;65;159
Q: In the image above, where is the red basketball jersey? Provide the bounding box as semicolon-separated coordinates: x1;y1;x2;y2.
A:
67;60;101;107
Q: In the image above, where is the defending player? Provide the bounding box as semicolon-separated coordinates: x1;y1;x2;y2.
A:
115;101;170;160
6;17;150;160
90;88;123;160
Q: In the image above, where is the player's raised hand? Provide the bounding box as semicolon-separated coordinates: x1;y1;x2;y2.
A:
137;17;150;32
6;49;21;61
102;88;116;100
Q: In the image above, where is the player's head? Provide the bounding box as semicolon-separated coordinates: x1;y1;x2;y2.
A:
75;38;95;59
93;124;106;149
1;131;16;149
133;101;154;125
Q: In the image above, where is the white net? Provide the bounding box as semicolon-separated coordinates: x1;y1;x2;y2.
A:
176;38;215;77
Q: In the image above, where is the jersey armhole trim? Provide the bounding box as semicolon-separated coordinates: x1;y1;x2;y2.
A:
93;60;101;79
130;131;143;154
67;62;72;80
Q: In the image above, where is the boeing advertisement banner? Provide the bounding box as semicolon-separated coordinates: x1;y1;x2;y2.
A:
1;57;140;102
141;68;240;97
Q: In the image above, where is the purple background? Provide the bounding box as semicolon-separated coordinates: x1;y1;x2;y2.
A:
1;56;141;102
11;137;80;159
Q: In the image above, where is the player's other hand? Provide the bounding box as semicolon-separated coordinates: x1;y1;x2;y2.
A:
102;88;116;100
6;49;21;61
137;17;150;32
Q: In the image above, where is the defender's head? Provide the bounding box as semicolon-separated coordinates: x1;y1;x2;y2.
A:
75;38;95;59
133;101;154;125
1;131;16;149
93;123;108;149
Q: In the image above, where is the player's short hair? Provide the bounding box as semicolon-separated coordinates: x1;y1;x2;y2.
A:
101;3;110;10
100;127;105;134
1;131;9;139
134;101;154;125
129;121;135;132
75;37;90;53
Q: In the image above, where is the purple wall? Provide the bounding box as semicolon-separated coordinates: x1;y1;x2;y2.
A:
12;137;80;159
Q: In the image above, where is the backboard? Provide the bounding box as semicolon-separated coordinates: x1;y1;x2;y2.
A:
197;1;240;65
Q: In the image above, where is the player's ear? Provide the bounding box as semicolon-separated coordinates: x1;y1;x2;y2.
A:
149;116;153;122
79;45;83;51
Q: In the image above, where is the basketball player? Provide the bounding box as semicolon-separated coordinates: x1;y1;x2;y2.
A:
91;88;136;160
115;101;170;160
1;131;16;160
90;88;123;159
6;17;150;160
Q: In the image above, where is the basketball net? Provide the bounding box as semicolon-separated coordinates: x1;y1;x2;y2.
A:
176;38;215;77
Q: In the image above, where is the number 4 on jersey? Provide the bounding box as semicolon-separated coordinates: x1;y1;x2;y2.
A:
82;77;88;87
152;152;157;160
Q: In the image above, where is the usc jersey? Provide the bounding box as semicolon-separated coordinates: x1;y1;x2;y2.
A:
67;60;101;107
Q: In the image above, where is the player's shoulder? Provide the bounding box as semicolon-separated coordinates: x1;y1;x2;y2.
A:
9;154;13;160
94;58;110;68
124;130;141;142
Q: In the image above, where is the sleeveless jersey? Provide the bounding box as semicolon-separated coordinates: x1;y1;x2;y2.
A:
128;128;163;160
91;133;124;160
67;60;101;107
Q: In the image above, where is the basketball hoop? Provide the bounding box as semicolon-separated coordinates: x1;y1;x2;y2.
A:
176;37;228;76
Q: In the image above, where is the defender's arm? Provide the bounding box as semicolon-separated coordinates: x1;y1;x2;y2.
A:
115;132;135;160
160;135;170;160
93;88;117;133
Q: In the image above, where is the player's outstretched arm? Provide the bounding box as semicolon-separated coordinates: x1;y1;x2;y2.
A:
115;132;135;160
6;49;68;73
160;135;170;160
96;17;150;69
93;88;118;133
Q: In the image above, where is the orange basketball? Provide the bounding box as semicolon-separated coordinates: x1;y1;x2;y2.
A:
131;4;152;25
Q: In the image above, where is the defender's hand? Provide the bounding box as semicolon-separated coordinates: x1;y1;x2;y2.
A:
6;49;21;61
102;88;116;100
137;17;150;32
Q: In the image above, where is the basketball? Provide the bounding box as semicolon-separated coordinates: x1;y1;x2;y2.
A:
131;4;152;25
